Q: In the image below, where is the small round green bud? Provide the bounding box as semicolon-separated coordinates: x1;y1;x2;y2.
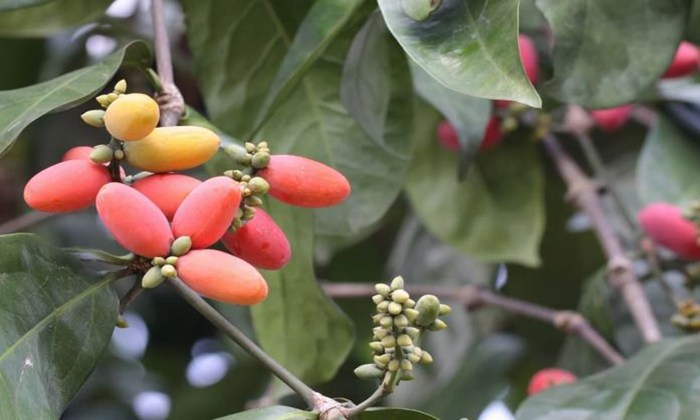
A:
405;327;420;340
231;169;244;180
244;142;257;153
393;314;408;329
242;206;256;220
248;176;270;195
374;353;391;366
116;315;129;328
400;359;413;371
380;316;394;329
380;335;396;348
372;314;384;324
373;327;389;339
369;341;384;353
251;152;271;169
240;154;252;166
232;218;243;229
107;92;119;103
396;334;412;347
165;256;179;266
400;371;415;381
403;308;419;322
96;94;111;108
407;353;421;363
390;276;404;291
412;347;423;358
392;289;410;303
439;304;452;315
376;301;390;313
81;109;106;127
160;264;177;278
403;299;416;309
245;195;264;207
142;266;165;288
354;363;385;379
152;257;166;266
420;350;433;364
388;301;403;315
402;345;415;354
89;145;113;164
372;294;385;305
387;360;400;372
415;295;441;327
171;236;192;256
428;319;448;331
113;149;125;160
225;145;248;164
114;79;127;94
375;283;391;297
401;0;441;21
257;141;269;149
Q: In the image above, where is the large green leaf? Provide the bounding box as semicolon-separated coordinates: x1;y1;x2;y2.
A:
405;113;545;266
216;406;317;420
252;0;364;132
0;0;55;12
251;200;355;384
516;336;700;419
0;234;119;419
0;0;111;37
537;0;688;108
358;408;438;420
637;114;700;206
378;0;541;108
0;41;151;157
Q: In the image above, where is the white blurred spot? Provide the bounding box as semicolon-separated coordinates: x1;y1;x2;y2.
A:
186;352;233;388
132;391;171;420
478;400;515;420
494;263;508;290
111;312;149;359
106;0;140;18
86;35;117;59
567;211;591;232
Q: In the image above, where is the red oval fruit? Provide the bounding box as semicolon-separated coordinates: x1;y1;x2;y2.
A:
519;34;539;85
221;209;291;270
24;160;112;213
96;182;173;257
590;104;633;133
178;249;268;305
527;368;577;396
258;155;351;208
663;41;700;79
638;203;700;260
480;117;504;151
437;120;460;151
132;174;202;220
172;176;241;249
62;146;94;161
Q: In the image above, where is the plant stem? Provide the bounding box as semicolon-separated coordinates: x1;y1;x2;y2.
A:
0;211;55;234
345;385;386;418
150;0;184;126
167;277;318;408
541;135;661;343
322;283;625;366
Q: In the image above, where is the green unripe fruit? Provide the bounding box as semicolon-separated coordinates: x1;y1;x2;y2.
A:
404;299;416;309
405;327;420;340
373;327;389;340
392;289;410;303
412;347;423;358
400;359;413;371
354;363;385;379
397;334;412;347
152;257;166;266
114;79;127;94
428;319;448;331
400;0;441;21
369;341;384;353
142;266;165;289
390;275;404;291
388;360;400;372
415;294;441;327
165;256;179;265
374;354;391;366
407;353;421;363
388;301;403;315
247;176;270;195
245;142;257;153
81;109;106;127
375;283;391;297
404;308;419;322
394;314;409;329
171;236;192;256
372;294;385;304
251;152;271;169
381;335;396;348
89;145;113;164
377;301;390;313
160;264;177;278
113;149;125;160
439;304;452;315
420;350;433;364
400;371;415;381
380;316;394;329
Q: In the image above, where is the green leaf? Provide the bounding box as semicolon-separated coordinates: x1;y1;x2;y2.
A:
216;406;317;420
378;0;541;108
251;200;355;384
0;0;111;37
516;336;700;419
253;0;364;132
688;1;700;45
0;0;54;12
358;408;439;420
637;114;700;206
0;41;150;157
405;115;545;266
536;0;689;108
0;233;119;419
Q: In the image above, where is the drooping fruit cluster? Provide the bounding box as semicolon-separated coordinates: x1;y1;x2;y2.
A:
527;368;577;396
354;276;450;387
437;34;539;153
23;78;352;305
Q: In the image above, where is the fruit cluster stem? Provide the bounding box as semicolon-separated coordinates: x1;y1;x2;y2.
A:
0;211;55;234
322;282;625;366
541;135;661;344
150;0;184;126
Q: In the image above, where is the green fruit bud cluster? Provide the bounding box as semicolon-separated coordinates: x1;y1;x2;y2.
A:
354;276;450;384
672;299;700;332
224;141;271;170
142;236;192;289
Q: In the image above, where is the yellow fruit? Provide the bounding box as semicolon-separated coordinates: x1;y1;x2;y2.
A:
122;126;221;173
104;93;160;141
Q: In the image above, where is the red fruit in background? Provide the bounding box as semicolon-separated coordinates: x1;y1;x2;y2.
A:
178;249;268;305
663;41;700;79
437;120;460;151
480;117;504;151
96;183;173;257
590;105;633;133
24;160;112;213
62;146;93;161
638;203;700;260
172;176;241;249
519;34;539;85
258;155;351;208
527;368;577;396
132;173;202;220
221;209;291;270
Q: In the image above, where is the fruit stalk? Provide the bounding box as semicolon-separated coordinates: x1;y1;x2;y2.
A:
541;135;661;343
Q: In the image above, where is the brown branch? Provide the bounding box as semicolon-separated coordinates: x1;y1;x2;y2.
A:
542;135;661;343
0;211;56;234
150;0;184;127
322;283;625;366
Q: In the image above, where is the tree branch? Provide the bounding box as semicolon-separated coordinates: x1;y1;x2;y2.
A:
541;135;661;343
150;0;184;126
0;211;56;234
322;283;625;366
